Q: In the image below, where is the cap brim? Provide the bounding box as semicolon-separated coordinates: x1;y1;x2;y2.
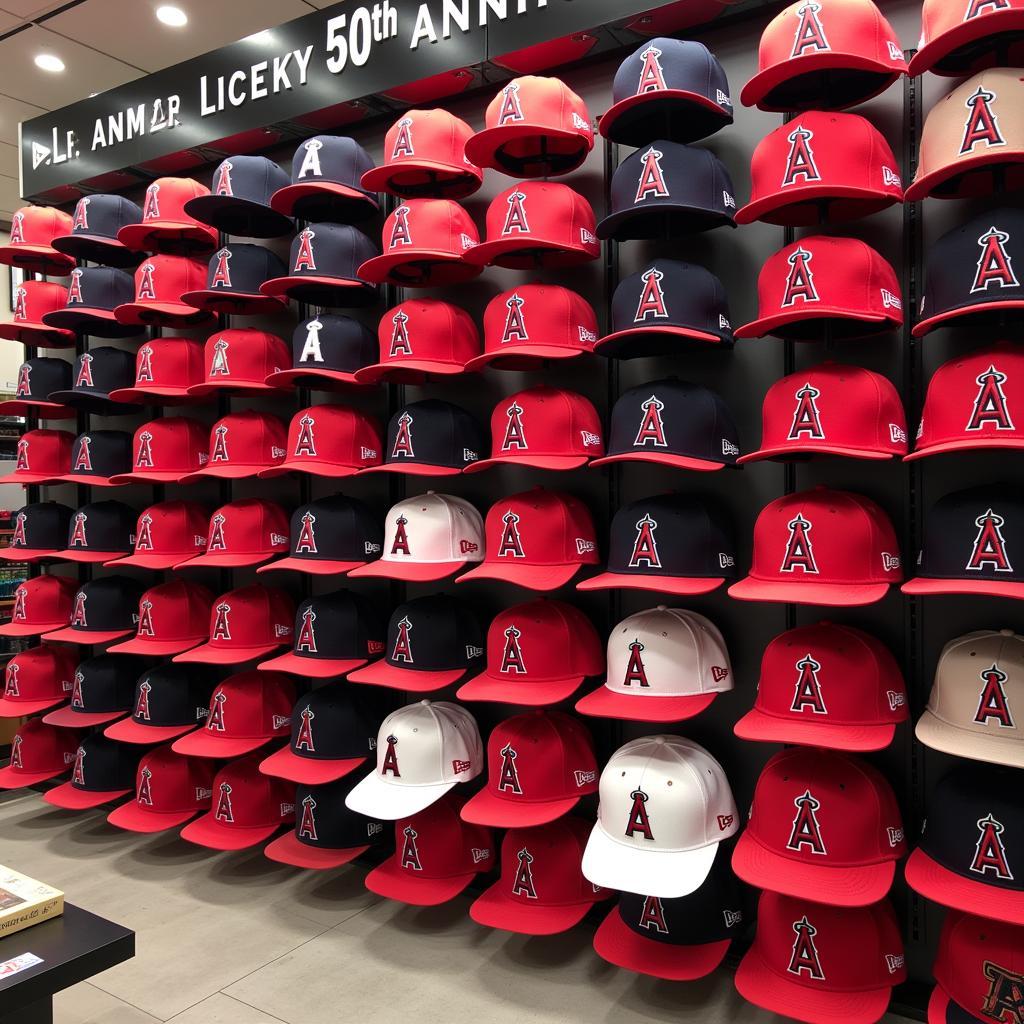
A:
464;237;597;269
575;684;717;723
105;552;195;570
728;576;892;606
734;707;897;753
0;323;76;346
912;299;1024;338
345;771;454;820
257;556;367;576
51;233;142;265
905;848;1024;924
460;787;580;827
171;731;274;759
0;548;61;563
270;181;379;218
738;444;897;463
356;252;481;287
41;310;142;338
588;451;726;471
0;764;68;788
256;650;367;679
740;53;904;111
469;882;593;936
736;184;901;226
359;462;465;477
347;559;471;582
364;857;477;906
107;799;202;834
258;461;364;480
181;195;294;238
259;275;378;302
594;324;732;359
258;745;366;784
0;695;66;716
43;783;132;810
41;626;135;644
173;552;278;569
264;367;365;389
109;472;193;485
463;345;589;372
103;718;197;744
360;161;482;198
177;466;273;484
926;984;987;1024
915;711;1024;769
105;635;205;656
464;124;591;170
464;454;591;472
909;13;1024;76
455;561;584;591
263;831;368;870
0;471;64;486
179;290;288;316
906;152;1024;203
597;204;736;241
354;360;467;384
113;302;214;328
179;812;282;851
346;659;467;692
600;90;733;145
901;577;1024;599
0;620;67;637
576;571;724;596
173;642;283;664
456;670;583;707
734;308;893;340
42;707;128;728
109;387;199;405
58;474;127;488
186;381;280;398
906;435;1024;460
117;222;218;253
0;400;75;420
55;549;133;564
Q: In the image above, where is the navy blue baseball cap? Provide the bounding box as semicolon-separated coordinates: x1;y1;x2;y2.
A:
43;654;148;728
0;358;75;419
265;315;379;390
0;502;73;562
59;430;133;487
362;399;484;477
184;155;294;238
49;347;139;415
56;500;137;564
597;260;734;358
43;733;142;810
600;39;733;147
43;575;146;644
271;136;379;222
41;267;141;338
105;663;217;744
181;243;289;316
52;194;146;267
598;141;737;240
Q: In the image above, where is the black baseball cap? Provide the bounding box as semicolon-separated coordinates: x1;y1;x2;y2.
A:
41;267;140;338
260;223;379;307
60;431;134;487
43;733;142;810
0;358;75;419
0;502;73;562
265;314;379;390
184;155;294;238
180;243;289;316
258;495;383;576
600;39;733;147
259;590;386;679
598;141;737;240
52;194;146;267
902;485;1024;599
264;774;387;870
259;682;378;784
49;347;139;415
347;594;485;692
56;501;137;564
104;664;218;744
271;136;380;222
43;575;146;644
591;379;742;471
42;654;148;728
362;400;484;476
597;260;735;357
578;493;737;595
905;761;1024;925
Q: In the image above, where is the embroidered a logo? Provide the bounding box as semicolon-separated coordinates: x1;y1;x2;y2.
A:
634;395;668;447
138;262;157;301
973;226;1018;292
787;790;827;855
497;742;523;794
967;508;1012;573
788;916;826;980
389;310;412;357
503;293;528;341
296;511;317;553
961;86;1005;155
389;207;413;249
497;82;525;125
500;624;526;675
781;514;818;574
789;382;825;440
391;615;413;663
971;813;1013;879
635;147;670;203
629;513;661;568
781;246;819;306
213;160;234;196
391;412;414;459
792;654;827;714
782;126;821;187
401;825;422;870
975;664;1015;728
636;45;667;94
635;268;669;321
511;847;537;898
211;248;232;288
638;895;669;934
791;1;829;56
295;706;316;751
502;191;530;235
501;402;527;452
392;118;415;158
623;640;650;688
498;510;525;558
967;366;1014;432
624;788;654;840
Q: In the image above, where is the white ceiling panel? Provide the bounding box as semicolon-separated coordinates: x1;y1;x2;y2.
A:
0;11;23;33
297;1;337;7
0;173;22;217
0;143;19;179
0;1;71;17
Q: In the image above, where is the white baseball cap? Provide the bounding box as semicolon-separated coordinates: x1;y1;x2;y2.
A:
575;607;732;723
345;700;483;819
348;492;484;582
582;735;738;898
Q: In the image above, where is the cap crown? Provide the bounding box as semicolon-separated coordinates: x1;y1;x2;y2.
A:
63;500;136;554
290;314;378;375
67;431;133;482
4;645;77;702
482;284;598;359
393;793;493;877
13;281;70;327
203;243;287;293
209;753;295;829
67;575;145;633
203;672;295;741
8;502;72;553
15;429;74;476
484;600;603;681
481;182;599;263
380;493;483;566
10;574;76;627
372;700;483;787
13;357;71;400
130;501;208;560
379;109;481;190
7;719;79;774
285;495;382;566
130;337;205;392
289;590;384;664
134;581;214;643
134;747;215;814
484;386;603;463
288;682;376;761
293;776;386;850
62;266;134;312
130;417;209;475
204;585;294;649
383;595;483;672
379;199;479;258
375;298;480;370
283;405;381;472
384;399;483;471
68;654;144;713
481;489;598;569
130;665;215;728
200;499;289;559
131;254;206;304
287;222;378;279
202;330;290;387
71;733;141;792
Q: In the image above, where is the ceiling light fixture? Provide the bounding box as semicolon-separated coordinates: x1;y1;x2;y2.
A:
34;53;65;73
156;5;188;27
245;30;273;45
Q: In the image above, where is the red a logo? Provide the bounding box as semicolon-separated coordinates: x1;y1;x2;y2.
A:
136;430;154;468
637;45;667;94
788;916;826;979
9;212;24;244
214;782;234;822
294;511;317;554
497;742;523;794
71;592;87;627
638;895;669;934
973;226;1018;292
295;706;316;751
391;412;414;459
789;382;825;440
137;599;155;637
211;248;232;289
502;191;530;235
401;826;422;870
967;508;1012;573
979;959;1024;1024
294;415;316;457
298;794;318;841
782;246;819;306
10;514;25;549
392;118;414;158
381;734;401;777
4;662;19;697
961;86;1005;155
390;206;413;249
781;514;818;574
210;337;230;376
12;587;26;623
143;183;160;221
635;147;670;203
71;747;86;787
208;513;227;552
497;82;525;125
635;268;669;322
137;345;154;383
966;0;1010;17
511;848;537;898
500;624;526;675
624;640;650;687
213;161;233;196
392;616;413;663
498;510;525;558
73;436;93;472
207;691;227;732
975;664;1015;728
15;364;30;398
625;788;654;840
138;262;157;301
294;228;316;271
211;424;230;463
9;735;22;769
967;366;1014;432
66;269;84;304
73;197;90;230
13;287;26;322
135;513;153;552
390;310;412;356
971;813;1013;879
211;603;232;641
787;790;827;855
629;513;660;568
501;402;527;451
135;678;152;720
71;671;84;707
15;439;29;472
782;126;821;186
391;515;411;557
296;607;317;653
791;1;830;56
791;654;827;714
137;766;154;806
634;395;668;447
75;353;94;388
503;293;528;342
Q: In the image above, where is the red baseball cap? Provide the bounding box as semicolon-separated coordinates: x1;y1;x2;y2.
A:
466;387;604;472
106;581;215;656
465;76;594;177
180;411;287;482
0;207;75;276
739;363;907;462
356;300;481;384
741;0;907;113
186;330;291;397
110;417;210;484
457;600;604;706
467;182;600;269
0;719;80;789
910;0;1024;77
117;178;219;254
0;429;74;486
179;752;295;851
113;256;213;327
732;747;906;906
0;280;76;347
360;110;483;199
364;793;494;905
456;488;599;591
107;746;215;833
176;500;289;570
107;501;209;570
173;585;295;665
729;488;902;606
735;622;908;751
0;575;77;637
0;644;77;717
470;817;611;935
735;891;906;1024
259;405;381;479
735;236;903;340
357;199;482;287
461;710;598;827
108;337;206;404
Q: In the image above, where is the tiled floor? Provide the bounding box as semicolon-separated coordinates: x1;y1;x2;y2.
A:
0;789;910;1024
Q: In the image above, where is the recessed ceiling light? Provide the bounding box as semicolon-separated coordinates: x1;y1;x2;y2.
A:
156;5;188;27
34;53;65;73
245;30;273;44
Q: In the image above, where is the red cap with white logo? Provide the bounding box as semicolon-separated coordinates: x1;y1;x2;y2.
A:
259;405;381;479
109;337;206;405
0;575;77;637
0;719;81;789
0;280;76;347
107;745;216;833
114;255;214;327
181;412;287;482
107;501;208;571
117;178;219;255
187;329;291;397
0;429;74;486
175;499;289;570
110;417;210;485
0;644;77;717
106;581;214;657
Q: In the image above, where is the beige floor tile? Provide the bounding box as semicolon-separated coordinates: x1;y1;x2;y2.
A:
165;992;288;1024
52;981;159;1024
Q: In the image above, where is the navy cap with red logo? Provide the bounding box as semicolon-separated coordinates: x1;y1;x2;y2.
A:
52;194;145;267
181;243;289;316
271;135;379;222
265;315;378;390
117;178;218;255
0;575;77;637
0;206;75;276
0;719;80;789
60;431;133;488
109;337;206;405
181;412;287;483
364;399;484;477
108;501;208;570
106;581;215;657
43;654;148;729
184;155;294;238
41;268;140;339
104;663;217;745
0;644;77;717
55;500;137;563
43;575;146;644
49;347;139;415
43;734;142;811
0;358;75;420
114;255;214;328
0;503;73;562
0;280;76;348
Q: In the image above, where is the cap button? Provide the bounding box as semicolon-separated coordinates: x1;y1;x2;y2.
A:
656;604;667;612
426;490;435;496
654;736;665;745
419;698;430;706
1000;628;1015;636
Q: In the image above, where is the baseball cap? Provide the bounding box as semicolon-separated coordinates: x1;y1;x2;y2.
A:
104;664;217;745
261;223;380;306
264;775;387;870
467;182;600;269
258;495;382;576
0;429;72;485
59;431;133;488
0;503;73;562
0;206;75;276
43;576;146;644
0;719;80;789
259;405;382;479
735;891;906;1024
180;752;295;851
902;485;1024;598
0;359;75;420
457;599;604;706
916;629;1024;769
175;499;288;570
457;488;598;591
910;0;1024;77
363;399;484;476
361;110;483;199
43;654;147;728
349;493;483;582
181;412;287;484
735;622;907;751
0;644;77;716
117;178;218;254
344;700;483;819
730;488;902;605
270;135;379;221
106;581;215;656
577;608;732;723
905;760;1024;924
180;243;289;316
259;682;377;784
579;495;737;595
109;337;206;405
465;76;593;177
742;0;906;112
470;817;611;935
593;850;743;981
113;256;213;328
184;155;294;237
357;200;482;287
740;363;907;462
0;575;77;637
259;590;385;679
107;746;216;834
186;330;290;397
601;39;733;146
43;734;142;811
110;417;210;485
347;594;484;692
41;267;140;339
107;501;209;570
173;585;294;665
599;141;737;240
0;280;75;347
582;736;738;897
55;500;137;564
52;194;144;267
356;299;480;383
735;235;903;340
365;793;494;905
591;379;741;471
265;315;378;390
48;348;139;416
